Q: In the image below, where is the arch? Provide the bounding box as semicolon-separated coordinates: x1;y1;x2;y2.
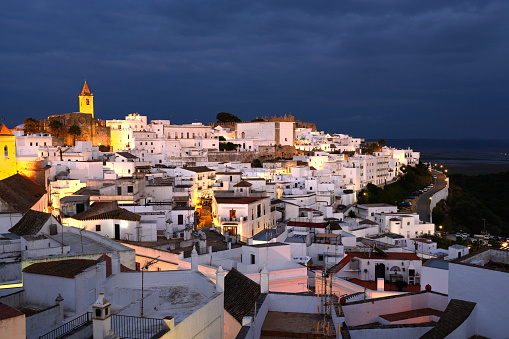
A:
241;132;245;138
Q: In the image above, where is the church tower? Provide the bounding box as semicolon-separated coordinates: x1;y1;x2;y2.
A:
78;81;94;118
0;124;17;180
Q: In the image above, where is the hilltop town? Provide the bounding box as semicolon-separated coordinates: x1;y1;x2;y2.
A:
0;82;507;338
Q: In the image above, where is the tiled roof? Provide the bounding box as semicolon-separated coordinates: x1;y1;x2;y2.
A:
359;219;378;225
116;151;138;159
224;268;261;323
23;259;100;278
0;174;47;213
233;181;252;187
182;166;214;173
215;196;267;205
0;302;23;320
9;209;51;236
287;221;327;228
419;299;476;339
73;206;141;222
0;124;14;136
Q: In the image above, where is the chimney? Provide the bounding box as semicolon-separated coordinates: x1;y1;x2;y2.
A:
92;293;112;339
191;245;198;271
163;316;175;330
377;278;384;291
260;264;269;293
111;251;120;275
55;294;64;323
216;266;225;292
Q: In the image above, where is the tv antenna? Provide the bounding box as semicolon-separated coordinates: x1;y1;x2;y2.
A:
141;256;160;317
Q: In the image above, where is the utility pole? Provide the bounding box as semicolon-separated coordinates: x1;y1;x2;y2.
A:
141;257;160;317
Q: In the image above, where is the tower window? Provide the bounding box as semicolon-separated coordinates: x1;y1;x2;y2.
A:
86;99;89;105
4;145;7;159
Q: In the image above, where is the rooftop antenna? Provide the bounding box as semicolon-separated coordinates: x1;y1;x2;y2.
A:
141;256;160;317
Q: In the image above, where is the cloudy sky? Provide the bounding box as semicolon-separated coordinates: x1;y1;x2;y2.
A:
1;1;508;139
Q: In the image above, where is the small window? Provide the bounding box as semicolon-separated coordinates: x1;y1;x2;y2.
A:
127;186;133;193
3;145;7;159
96;225;101;231
318;254;324;261
178;214;184;225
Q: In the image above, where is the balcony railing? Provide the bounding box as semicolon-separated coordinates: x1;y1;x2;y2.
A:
39;312;92;339
111;314;164;339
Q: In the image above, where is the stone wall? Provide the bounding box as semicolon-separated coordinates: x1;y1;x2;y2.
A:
39;113;110;147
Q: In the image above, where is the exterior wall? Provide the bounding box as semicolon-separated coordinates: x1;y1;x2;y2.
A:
26;304;63;339
448;262;509;338
23;273;76;312
224;310;242;339
162;293;224;339
349;326;433;339
420;266;448;294
0;132;17;180
0;313;26;339
40;113;110;147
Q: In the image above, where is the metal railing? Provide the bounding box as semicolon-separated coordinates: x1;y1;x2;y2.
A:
39;312;92;339
111;314;164;339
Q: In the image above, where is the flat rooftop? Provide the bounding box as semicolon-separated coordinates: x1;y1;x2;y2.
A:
261;311;335;338
453;248;509;273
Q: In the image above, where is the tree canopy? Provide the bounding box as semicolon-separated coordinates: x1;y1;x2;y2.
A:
216;112;241;123
49;119;63;137
23;117;39;134
68;125;82;136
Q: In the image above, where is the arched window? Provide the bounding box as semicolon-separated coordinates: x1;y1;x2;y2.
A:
4;145;8;159
86;99;90;105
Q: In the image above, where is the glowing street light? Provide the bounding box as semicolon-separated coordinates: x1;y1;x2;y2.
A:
440;165;443;168
439;225;443;229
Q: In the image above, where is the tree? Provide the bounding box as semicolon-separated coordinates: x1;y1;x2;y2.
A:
68;125;82;145
216;112;241;123
49;119;63;137
251;159;262;168
251;118;265;122
378;139;386;147
218;136;226;141
348;210;356;218
23;117;39;134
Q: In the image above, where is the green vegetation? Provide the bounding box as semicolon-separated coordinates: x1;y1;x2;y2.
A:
251;118;266;122
357;163;432;205
99;145;110;152
49;119;63;137
23;117;39;134
216;112;241;123
219;142;239;151
251;159;262;168
68;125;82;145
432;172;509;236
394;280;408;292
218;136;226;141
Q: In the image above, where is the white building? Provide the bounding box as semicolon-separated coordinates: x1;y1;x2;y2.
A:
236;121;294;146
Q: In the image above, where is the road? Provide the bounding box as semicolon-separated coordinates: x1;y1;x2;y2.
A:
415;170;447;223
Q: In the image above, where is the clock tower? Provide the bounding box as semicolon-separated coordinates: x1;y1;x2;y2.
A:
78;81;94;118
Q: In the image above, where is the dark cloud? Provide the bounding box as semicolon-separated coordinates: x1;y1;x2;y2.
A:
0;0;508;138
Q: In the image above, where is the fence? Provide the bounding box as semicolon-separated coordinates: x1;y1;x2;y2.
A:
39;312;92;339
111;314;164;339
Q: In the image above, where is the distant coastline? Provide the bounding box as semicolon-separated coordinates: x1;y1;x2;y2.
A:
372;139;509;175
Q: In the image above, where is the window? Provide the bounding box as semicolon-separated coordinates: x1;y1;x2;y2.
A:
3;145;7;159
96;225;101;231
118;125;121;129
127;186;133;193
251;254;256;264
178;215;184;225
318;254;324;261
30;142;33;146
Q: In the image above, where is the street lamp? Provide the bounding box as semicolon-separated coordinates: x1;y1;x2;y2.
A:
439;225;443;229
440;165;443;168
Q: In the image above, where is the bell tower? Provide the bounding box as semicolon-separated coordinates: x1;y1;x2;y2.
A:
78;81;94;118
0;124;17;181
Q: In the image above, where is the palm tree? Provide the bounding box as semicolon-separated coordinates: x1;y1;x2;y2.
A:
49;119;63;137
23;117;39;134
68;125;82;145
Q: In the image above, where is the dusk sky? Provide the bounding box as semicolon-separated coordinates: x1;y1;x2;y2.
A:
1;1;508;139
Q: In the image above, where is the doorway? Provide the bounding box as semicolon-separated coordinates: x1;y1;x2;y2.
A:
114;224;120;240
375;263;385;280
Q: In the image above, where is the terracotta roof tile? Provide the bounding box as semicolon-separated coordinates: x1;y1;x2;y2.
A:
0;174;47;213
0;124;14;136
215;196;267;205
224;268;261;323
419;299;476;339
23;259;100;278
182;166;214;173
233;181;252;187
9;209;51;236
0;302;24;320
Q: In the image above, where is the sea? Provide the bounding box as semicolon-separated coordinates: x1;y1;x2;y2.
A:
380;139;509;175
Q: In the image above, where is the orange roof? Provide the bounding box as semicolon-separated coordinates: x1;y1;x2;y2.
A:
0;124;13;136
80;81;92;96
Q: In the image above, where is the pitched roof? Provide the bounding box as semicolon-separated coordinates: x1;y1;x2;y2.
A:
97;253;133;277
80;81;92;96
419;299;476;339
0;174;47;213
0;302;24;320
116;151;138;159
9;209;52;236
23;259;100;278
233;180;252;188
224;268;261;323
0;124;14;136
182;166;214;173
73;203;141;222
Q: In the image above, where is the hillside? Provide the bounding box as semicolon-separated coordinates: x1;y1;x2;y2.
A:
432;171;509;236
